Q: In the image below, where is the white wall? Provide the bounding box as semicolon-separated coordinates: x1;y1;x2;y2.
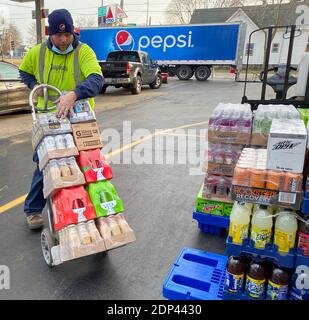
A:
229;10;309;66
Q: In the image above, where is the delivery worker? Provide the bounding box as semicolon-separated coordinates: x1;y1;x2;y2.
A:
19;9;103;229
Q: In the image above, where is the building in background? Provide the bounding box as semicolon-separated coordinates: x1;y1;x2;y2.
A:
190;1;309;66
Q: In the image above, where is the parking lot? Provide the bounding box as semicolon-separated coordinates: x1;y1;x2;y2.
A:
0;76;264;299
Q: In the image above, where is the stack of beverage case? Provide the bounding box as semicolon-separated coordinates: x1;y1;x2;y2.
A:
197;103;252;217
32;100;135;264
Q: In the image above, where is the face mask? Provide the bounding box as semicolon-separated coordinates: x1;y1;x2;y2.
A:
52;43;73;55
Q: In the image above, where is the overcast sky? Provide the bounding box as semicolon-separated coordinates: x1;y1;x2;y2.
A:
0;0;174;44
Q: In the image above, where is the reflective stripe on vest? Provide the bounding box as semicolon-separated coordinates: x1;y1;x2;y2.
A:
38;42;83;85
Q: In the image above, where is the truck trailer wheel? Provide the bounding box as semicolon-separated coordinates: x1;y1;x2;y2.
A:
195;66;211;81
176;66;193;80
131;75;142;94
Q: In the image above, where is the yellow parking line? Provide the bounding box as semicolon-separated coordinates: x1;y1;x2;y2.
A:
0;194;27;214
0;120;209;214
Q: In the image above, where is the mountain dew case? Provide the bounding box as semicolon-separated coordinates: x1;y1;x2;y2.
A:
86;181;124;217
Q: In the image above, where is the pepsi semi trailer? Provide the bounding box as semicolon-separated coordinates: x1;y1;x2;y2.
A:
79;23;246;81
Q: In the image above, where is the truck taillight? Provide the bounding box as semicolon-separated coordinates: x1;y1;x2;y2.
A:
126;63;132;75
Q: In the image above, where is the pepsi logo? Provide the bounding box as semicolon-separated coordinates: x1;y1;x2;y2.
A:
115;30;135;51
59;23;66;31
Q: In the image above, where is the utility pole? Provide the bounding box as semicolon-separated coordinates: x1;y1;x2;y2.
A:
35;0;42;44
146;0;149;26
119;0;124;24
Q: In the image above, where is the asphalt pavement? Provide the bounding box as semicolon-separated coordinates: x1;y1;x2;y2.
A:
0;76;262;300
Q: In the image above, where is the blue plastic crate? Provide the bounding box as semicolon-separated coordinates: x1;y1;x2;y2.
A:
193;212;230;235
295;249;309;267
162;247;228;300
226;237;296;269
301;193;309;215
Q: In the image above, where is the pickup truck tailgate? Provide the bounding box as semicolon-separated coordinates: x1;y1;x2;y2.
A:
101;62;129;78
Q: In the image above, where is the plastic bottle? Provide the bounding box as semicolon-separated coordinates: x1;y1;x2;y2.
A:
86;220;102;242
250;205;273;249
219;108;231;132
224;256;246;294
297;216;309;256
266;266;290;300
77;222;92;245
253;110;264;134
216;177;227;197
67;225;81;257
274;210;298;254
289;265;309;300
229;202;251;244
245;261;267;299
240;110;252;134
208;109;222;131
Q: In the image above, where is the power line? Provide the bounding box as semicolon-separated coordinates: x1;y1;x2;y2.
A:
0;1;33;8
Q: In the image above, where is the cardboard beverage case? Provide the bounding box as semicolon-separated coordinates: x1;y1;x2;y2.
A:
208;103;252;145
251;104;300;147
232;148;303;209
32;113;72;150
51;185;96;232
37;134;79;171
96;214;136;250
76;149;113;184
69;100;96;124
196;184;233;216
86;180;124;218
266;119;307;173
43;157;85;198
71;121;103;151
55;220;107;263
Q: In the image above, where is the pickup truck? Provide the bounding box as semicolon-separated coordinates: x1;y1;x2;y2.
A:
99;50;162;95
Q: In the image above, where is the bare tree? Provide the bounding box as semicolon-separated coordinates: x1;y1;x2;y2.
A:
26;22;37;48
165;0;206;24
74;15;97;28
213;0;244;7
166;0;246;24
0;24;22;55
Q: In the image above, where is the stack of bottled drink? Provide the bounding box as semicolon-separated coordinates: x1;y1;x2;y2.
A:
198;103;252;216
251;104;300;146
32;100;135;264
225;201;309;300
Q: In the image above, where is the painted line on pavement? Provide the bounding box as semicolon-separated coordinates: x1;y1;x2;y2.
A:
0;120;208;214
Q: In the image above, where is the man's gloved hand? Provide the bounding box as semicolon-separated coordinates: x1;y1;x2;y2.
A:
56;91;77;118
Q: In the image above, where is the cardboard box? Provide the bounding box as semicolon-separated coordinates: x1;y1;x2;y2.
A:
96;214;136;250
196;184;233;216
208;130;250;145
72;121;103;151
42;157;85;198
231;185;303;210
207;162;235;177
38;147;79;171
250;133;268;147
266;119;307;173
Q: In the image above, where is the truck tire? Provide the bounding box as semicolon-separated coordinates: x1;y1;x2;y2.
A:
131;75;142;95
176;66;193;80
101;85;108;94
149;74;162;89
195;66;211;81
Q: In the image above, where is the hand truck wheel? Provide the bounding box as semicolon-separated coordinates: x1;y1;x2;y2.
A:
41;227;57;267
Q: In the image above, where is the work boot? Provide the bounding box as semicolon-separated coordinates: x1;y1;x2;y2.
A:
26;214;44;230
